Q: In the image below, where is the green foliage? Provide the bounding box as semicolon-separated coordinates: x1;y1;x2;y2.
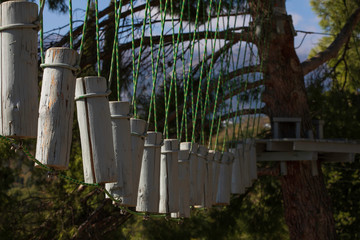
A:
310;0;360;91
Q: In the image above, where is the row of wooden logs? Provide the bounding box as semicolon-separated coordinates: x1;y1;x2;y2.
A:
0;1;258;217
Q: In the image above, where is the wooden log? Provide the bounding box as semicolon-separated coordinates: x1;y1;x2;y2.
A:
243;143;252;188
204;150;214;208
105;101;132;204
130;118;146;207
75;76;117;184
215;152;234;205
248;140;258;182
171;149;191;218
136;131;162;213
0;1;38;139
195;145;207;207
35;47;78;170
230;146;245;194
211;150;222;205
159;139;179;213
180;142;198;206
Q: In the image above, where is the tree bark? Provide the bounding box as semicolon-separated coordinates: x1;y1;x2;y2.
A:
250;1;338;239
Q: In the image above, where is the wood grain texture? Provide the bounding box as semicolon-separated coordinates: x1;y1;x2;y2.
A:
36;48;78;170
204;150;214;208
0;1;38;138
196;145;207;206
105;101;133;205
180;142;198;206
216;152;234;205
75;76;116;184
159;139;179;213
211;150;221;205
136;131;162;212
130;118;146;207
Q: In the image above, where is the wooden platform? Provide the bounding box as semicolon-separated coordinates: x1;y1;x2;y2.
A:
256;138;360;163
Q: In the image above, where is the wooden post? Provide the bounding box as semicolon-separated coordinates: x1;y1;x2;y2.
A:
248;139;258;182
0;1;38;139
75;76;117;184
211;150;221;205
35;48;78;170
136;131;162;213
215;152;234;205
180;142;198;206
130;118;146;207
195;145;207;207
204;150;214;208
230;146;245;194
159;139;179;213
171;149;191;218
105;101;132;204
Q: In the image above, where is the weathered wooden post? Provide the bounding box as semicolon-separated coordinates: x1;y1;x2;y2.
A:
130;118;146;206
105;101;132;204
211;150;222;205
136;131;162;213
230;146;245;194
36;48;78;170
159;139;179;213
75;76;117;183
204;150;214;208
249;140;258;182
215;152;234;205
243;142;251;188
171;149;191;218
195;145;207;207
180;142;198;206
0;1;38;139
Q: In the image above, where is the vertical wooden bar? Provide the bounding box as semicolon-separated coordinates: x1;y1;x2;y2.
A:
159;139;179;213
171;149;191;218
136;131;162;213
230;146;245;194
180;142;198;206
36;48;78;170
105;101;132;204
75;76;117;184
195;145;207;207
130;118;146;206
0;1;38;138
204;150;214;208
211;150;221;205
215;152;234;205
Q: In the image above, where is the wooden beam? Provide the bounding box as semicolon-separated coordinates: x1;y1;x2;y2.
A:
257;151;317;162
266;141;293;151
319;153;355;163
293;141;360;153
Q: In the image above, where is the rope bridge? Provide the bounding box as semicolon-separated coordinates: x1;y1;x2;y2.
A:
0;0;271;219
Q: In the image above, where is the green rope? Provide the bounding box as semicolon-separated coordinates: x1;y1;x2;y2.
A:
77;0;91;66
131;0;150;118
147;0;169;131
95;0;101;76
108;0;123;91
39;0;45;63
69;0;73;49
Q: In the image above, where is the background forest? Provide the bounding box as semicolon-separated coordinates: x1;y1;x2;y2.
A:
0;0;359;239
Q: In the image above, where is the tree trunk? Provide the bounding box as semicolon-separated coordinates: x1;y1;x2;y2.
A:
250;1;338;239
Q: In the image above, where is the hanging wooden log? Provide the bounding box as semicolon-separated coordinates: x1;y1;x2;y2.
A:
195;145;207;207
105;101;132;204
215;152;234;206
159;139;179;213
130;118;146;207
180;142;198;206
35;48;78;170
0;1;38;139
249;140;258;182
136;131;162;213
243;142;252;188
171;149;191;218
204;150;214;208
211;150;222;205
230;146;245;194
75;76;117;184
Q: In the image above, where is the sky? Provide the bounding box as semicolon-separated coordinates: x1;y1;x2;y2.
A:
38;0;324;61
